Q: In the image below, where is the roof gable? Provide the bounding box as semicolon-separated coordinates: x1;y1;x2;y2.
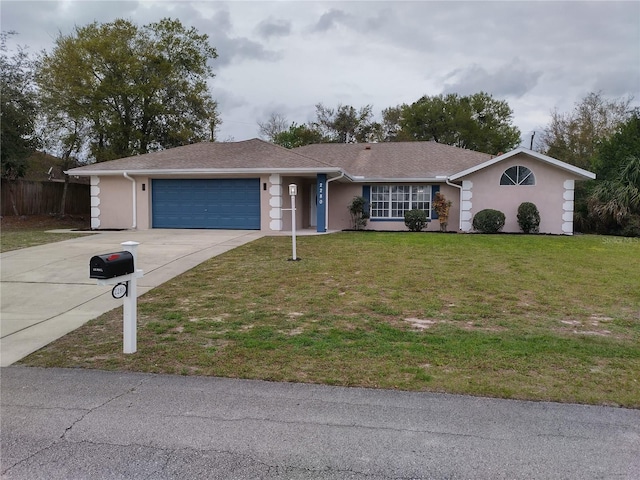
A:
449;147;596;180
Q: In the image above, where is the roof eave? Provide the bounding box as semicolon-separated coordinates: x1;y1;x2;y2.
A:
449;147;596;181
65;167;350;178
351;177;447;183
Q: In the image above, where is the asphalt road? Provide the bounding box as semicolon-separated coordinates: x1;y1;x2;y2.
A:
2;367;639;479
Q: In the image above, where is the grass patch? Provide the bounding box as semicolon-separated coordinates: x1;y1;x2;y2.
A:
1;214;91;252
20;233;640;407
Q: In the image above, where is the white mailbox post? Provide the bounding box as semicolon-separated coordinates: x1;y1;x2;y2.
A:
289;184;298;261
92;241;144;354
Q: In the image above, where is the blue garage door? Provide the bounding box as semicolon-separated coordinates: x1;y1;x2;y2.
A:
152;179;261;229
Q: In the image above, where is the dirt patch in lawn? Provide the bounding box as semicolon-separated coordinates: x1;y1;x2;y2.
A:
404;318;438;330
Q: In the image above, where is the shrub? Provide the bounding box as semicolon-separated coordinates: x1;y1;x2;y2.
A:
517;202;540;233
621;215;640;237
472;209;505;233
433;192;453;232
348;196;369;230
404;209;428;232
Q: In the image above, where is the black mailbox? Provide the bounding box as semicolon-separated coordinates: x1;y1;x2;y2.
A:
90;251;135;279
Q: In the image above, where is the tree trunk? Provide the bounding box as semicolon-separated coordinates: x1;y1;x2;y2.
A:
439;215;449;232
60;174;69;216
8;181;20;216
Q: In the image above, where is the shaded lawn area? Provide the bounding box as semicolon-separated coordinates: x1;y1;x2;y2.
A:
1;215;91;252
20;232;640;407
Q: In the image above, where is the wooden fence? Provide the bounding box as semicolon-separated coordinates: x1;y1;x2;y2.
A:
1;179;90;216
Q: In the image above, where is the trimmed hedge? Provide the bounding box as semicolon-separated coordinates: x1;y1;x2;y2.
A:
472;209;506;233
517;202;540;233
404;209;428;232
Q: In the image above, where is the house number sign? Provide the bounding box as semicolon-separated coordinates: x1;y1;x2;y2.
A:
112;282;128;299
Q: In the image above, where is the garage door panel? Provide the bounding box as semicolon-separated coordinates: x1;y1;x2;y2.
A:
152;179;260;229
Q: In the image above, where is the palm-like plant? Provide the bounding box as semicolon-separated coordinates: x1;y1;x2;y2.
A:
589;156;640;230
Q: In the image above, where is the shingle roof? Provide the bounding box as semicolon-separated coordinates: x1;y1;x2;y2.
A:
294;142;492;179
67;138;496;180
67;138;338;174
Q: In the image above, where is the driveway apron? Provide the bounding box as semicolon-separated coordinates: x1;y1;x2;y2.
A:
0;229;263;366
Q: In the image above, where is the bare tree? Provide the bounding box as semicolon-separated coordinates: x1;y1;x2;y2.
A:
257;112;288;141
538;92;633;169
38;114;89;215
314;103;380;143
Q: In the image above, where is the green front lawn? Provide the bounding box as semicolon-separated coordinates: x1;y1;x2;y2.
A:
20;233;640;407
1;215;91;252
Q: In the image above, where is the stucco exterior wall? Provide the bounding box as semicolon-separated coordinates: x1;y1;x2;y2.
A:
95;176;135;230
137;176;150;229
461;153;581;234
96;174;275;231
328;183;460;232
95;165;577;235
327;183;360;230
430;184;460;232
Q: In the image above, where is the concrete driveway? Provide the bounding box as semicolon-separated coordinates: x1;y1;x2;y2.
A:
0;229;264;366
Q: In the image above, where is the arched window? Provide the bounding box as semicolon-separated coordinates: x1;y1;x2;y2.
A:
500;166;535;186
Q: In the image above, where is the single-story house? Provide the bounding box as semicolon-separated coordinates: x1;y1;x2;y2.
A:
66;139;595;235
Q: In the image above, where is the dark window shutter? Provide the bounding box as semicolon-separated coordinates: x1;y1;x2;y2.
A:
362;185;371;216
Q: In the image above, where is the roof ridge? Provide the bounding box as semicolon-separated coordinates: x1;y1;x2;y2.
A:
254;138;343;168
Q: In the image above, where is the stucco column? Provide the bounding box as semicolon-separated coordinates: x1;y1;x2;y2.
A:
460;180;473;232
90;176;101;230
268;174;283;231
562;180;575;235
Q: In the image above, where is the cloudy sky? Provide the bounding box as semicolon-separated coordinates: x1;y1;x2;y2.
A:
2;0;639;148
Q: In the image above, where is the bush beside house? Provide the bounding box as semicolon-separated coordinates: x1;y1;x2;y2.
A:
517;202;541;233
348;196;369;230
404;209;428;232
433;192;453;232
473;209;506;233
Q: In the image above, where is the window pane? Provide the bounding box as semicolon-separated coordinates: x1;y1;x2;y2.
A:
500;173;515;185
371;185;389;218
391;186;410;217
412;185;431;212
370;185;432;218
501;166;518;185
500;166;535;185
519;168;535;185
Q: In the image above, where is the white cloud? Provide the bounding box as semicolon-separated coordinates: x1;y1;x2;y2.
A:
255;17;291;39
443;60;543;98
2;0;638;146
311;8;351;33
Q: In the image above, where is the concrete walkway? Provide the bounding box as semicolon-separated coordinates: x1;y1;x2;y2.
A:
2;367;639;479
0;229;264;366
